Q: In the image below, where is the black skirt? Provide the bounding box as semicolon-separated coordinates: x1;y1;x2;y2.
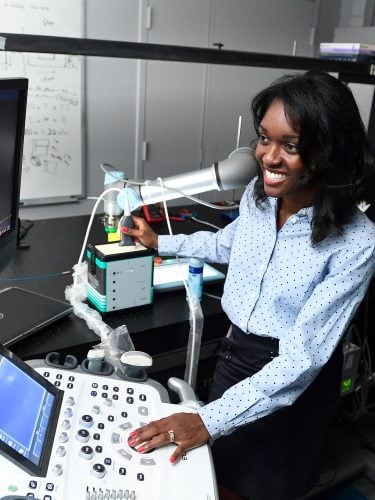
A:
208;324;343;500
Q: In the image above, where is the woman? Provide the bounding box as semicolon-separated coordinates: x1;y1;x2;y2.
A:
125;71;375;499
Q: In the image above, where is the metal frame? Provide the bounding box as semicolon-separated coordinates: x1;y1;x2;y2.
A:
1;32;375;81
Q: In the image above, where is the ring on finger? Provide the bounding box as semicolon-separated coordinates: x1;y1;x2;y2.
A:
168;429;175;443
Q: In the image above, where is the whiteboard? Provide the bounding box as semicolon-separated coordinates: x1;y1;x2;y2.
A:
0;0;83;203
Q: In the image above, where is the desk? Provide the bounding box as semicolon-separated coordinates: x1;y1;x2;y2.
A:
0;206;230;393
2;205;374;389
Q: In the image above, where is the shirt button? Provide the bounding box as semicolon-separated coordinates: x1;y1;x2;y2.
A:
250;292;256;299
291;216;297;224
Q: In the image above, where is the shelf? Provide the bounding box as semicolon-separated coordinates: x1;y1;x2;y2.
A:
1;32;375;84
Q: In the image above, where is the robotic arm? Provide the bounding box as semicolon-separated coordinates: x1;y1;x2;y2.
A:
116;146;258;212
103;146;259;244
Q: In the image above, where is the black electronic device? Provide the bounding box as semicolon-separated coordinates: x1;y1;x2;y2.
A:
0;287;73;347
0;343;63;477
0;80;74;346
0;78;28;273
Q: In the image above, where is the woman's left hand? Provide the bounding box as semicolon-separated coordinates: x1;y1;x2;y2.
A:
127;412;210;464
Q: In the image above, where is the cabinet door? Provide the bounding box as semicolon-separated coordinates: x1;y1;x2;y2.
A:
140;0;210;191
85;0;140;196
202;0;315;203
209;0;314;55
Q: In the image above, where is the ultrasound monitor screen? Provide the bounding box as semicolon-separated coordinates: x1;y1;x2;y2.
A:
0;344;62;476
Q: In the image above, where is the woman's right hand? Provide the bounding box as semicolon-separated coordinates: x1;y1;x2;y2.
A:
125;215;159;249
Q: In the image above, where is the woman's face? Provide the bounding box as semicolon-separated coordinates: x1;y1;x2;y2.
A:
255;99;316;206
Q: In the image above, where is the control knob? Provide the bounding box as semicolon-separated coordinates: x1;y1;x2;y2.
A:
58;432;69;443
56;446;66;457
80;414;94;427
64;407;73;418
76;429;90;442
91;404;101;414
52;464;63;476
61;419;71;430
91;463;106;479
79;445;94;460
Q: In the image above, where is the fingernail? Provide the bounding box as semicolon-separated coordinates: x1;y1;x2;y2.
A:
137;446;145;453
169;456;176;463
129;431;137;437
121;227;128;233
128;438;136;446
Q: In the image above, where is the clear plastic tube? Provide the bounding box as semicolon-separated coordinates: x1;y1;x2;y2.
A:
65;186;136;371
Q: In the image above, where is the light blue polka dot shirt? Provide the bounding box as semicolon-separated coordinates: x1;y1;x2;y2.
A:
158;179;375;440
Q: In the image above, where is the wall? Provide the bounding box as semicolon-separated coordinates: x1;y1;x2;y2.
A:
18;0;340;220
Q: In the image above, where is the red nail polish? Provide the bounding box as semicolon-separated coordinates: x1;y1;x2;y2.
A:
170;456;176;463
129;431;137;437
137;446;145;453
121;227;128;233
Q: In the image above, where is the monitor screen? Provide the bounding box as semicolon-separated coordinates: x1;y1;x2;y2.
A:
0;78;28;273
0;344;63;476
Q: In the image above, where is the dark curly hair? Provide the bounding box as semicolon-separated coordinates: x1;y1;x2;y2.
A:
251;70;374;245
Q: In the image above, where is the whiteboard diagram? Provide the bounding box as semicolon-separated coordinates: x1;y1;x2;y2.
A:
0;0;83;202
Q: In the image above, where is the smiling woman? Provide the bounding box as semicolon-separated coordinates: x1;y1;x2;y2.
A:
255;99;316;229
121;71;375;500
252;70;372;245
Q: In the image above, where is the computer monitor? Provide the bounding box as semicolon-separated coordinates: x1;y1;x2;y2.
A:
0;78;28;273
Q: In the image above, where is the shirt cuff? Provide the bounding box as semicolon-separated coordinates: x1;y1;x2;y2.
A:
197;400;229;441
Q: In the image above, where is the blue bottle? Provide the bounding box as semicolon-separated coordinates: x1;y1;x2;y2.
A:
187;257;204;301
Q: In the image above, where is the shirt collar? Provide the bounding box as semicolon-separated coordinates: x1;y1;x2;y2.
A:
269;197;314;224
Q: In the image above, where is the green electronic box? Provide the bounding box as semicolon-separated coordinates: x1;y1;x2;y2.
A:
86;242;154;313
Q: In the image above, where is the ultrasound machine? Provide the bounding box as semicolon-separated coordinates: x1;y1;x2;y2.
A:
0;78;218;500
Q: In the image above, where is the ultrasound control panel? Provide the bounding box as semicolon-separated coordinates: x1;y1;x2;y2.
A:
0;346;218;499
